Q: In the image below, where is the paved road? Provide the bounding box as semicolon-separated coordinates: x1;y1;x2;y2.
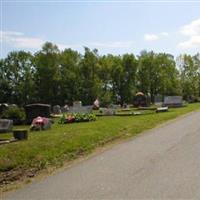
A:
3;111;200;200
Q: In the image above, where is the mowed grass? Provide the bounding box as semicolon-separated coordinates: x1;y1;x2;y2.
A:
0;103;200;176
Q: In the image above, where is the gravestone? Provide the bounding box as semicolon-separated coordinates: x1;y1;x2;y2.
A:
156;107;168;113
163;96;183;107
0;119;13;133
109;104;121;110
68;105;93;114
73;101;82;108
133;92;150;107
53;105;61;114
93;99;100;109
61;105;69;113
100;108;115;116
25;104;51;124
154;95;163;106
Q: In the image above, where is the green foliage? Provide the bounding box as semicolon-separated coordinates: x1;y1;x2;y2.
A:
59;113;96;124
2;106;25;121
100;91;113;106
1;42;200;106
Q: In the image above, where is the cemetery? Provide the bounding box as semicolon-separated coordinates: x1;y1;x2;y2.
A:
0;96;199;187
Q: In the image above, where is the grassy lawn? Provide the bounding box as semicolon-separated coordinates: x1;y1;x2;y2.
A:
0;103;200;185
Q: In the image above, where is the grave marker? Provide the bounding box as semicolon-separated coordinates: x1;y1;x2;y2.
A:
53;105;61;114
25;104;51;124
0;119;13;133
163;96;183;107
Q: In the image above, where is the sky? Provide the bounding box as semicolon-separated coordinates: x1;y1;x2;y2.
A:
0;0;200;58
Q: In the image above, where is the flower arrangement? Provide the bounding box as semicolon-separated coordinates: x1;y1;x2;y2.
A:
59;113;96;124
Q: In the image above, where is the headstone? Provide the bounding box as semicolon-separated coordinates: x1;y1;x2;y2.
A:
100;108;115;116
73;101;82;108
156;107;168;113
25;104;51;124
109;104;121;110
93;99;100;109
154;95;163;106
163;96;183;107
61;105;69;113
0;119;13;133
68;105;93;114
133;111;142;115
133;92;150;107
53;105;61;114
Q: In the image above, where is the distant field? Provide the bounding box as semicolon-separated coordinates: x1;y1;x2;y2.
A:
0;103;200;188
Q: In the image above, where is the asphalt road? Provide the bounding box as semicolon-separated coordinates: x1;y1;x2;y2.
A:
3;110;200;200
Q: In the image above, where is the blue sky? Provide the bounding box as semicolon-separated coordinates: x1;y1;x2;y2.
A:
1;0;200;58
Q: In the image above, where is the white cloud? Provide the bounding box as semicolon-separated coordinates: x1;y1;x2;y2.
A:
178;18;200;49
144;34;159;41
144;32;169;42
0;31;69;50
178;35;200;49
0;31;134;52
180;18;200;36
0;31;45;49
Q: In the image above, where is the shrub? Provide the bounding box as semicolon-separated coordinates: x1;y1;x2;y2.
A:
2;106;25;123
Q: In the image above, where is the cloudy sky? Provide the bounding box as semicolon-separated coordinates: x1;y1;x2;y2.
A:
0;0;200;58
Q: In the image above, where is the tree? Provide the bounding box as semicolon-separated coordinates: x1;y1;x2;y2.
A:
79;47;101;105
177;54;199;100
0;51;35;105
34;42;60;105
59;48;82;104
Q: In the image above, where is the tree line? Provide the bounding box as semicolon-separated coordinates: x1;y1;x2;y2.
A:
0;42;200;106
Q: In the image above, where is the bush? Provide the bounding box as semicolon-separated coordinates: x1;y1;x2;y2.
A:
2;106;25;124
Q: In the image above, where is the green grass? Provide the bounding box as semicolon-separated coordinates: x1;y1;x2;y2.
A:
0;103;200;178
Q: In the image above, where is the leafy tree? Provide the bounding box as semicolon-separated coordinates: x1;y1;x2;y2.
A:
0;51;35;105
79;47;101;105
59;49;81;104
177;54;200;100
34;42;60;105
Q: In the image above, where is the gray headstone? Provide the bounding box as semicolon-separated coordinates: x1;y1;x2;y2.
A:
73;101;82;108
154;95;163;106
154;95;162;103
109;104;121;109
100;108;115;116
53;105;61;114
164;96;183;107
61;105;69;113
0;119;13;133
68;105;93;114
